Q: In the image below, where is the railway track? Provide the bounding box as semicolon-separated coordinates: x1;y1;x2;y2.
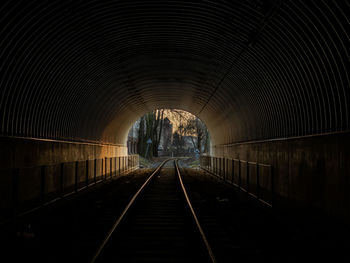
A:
5;158;345;263
90;158;217;263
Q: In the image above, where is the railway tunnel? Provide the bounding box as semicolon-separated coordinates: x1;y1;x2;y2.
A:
0;0;349;261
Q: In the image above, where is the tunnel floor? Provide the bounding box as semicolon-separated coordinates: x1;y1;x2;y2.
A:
1;167;349;263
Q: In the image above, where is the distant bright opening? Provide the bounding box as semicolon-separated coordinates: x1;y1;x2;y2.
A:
127;109;210;159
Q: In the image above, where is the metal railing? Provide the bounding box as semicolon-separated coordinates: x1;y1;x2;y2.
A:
199;155;273;207
0;155;139;225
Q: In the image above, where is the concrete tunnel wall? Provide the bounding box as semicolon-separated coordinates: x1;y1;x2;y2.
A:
212;131;350;221
0;136;131;223
0;1;349;221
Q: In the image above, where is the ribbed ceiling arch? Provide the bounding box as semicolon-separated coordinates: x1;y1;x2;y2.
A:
0;0;349;146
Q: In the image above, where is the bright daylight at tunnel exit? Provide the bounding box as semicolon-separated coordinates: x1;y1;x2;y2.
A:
0;1;349;263
127;109;210;166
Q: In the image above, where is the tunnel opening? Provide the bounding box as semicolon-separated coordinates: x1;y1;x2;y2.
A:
0;2;349;256
126;109;210;159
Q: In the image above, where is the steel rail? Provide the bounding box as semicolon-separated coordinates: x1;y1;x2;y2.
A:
175;160;217;263
89;158;173;263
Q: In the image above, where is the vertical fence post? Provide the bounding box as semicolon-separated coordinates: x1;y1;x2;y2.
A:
224;158;227;181
231;159;234;184
105;157;107;180
110;158;112;179
86;160;89;187
222;158;224;179
223;158;225;180
102;158;104;179
60;163;64;196
218;158;220;177
224;158;226;179
271;165;274;206
101;159;103;181
94;159;97;184
214;157;215;173
238;160;241;189
256;163;260;200
222;158;225;180
115;157;117;176
221;158;223;178
214;157;216;174
75;161;78;192
213;157;215;174
246;162;249;194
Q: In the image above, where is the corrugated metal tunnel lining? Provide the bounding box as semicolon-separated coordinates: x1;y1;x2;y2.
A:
0;0;349;146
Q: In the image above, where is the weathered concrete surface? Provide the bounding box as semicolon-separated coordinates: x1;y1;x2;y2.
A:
212;132;350;221
0;136;127;169
0;136;129;223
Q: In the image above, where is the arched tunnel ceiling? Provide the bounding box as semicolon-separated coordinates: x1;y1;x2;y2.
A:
0;0;349;145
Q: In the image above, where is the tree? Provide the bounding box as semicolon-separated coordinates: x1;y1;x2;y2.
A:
172;131;185;152
137;116;145;156
137;109;165;158
184;117;209;153
151;109;164;157
160;117;172;152
134;108;210;158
